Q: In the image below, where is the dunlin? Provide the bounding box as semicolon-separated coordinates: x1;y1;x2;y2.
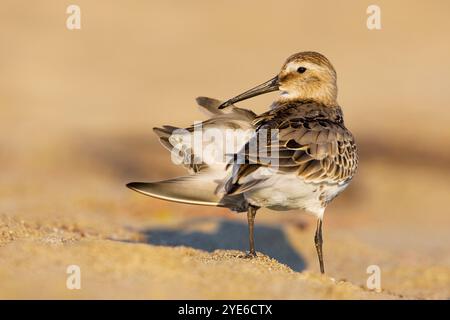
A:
127;52;358;273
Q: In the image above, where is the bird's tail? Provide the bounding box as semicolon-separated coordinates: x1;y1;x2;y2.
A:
127;174;225;207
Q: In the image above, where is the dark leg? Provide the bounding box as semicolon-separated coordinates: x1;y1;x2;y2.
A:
246;205;258;257
314;218;325;274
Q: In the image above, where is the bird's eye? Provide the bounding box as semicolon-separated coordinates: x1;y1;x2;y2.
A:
297;67;307;74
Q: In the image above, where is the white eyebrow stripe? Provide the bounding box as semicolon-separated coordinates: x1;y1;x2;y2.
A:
285;61;321;72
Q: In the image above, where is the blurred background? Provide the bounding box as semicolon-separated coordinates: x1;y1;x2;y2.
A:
0;0;449;299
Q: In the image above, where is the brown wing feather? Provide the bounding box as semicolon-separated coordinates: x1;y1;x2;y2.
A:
224;101;358;195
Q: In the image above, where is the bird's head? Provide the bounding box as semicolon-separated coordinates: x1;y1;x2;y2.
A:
219;51;338;108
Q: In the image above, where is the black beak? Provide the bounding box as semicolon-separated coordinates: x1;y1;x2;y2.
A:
218;76;279;109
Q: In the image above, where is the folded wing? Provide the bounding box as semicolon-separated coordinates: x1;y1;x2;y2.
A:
224;105;358;195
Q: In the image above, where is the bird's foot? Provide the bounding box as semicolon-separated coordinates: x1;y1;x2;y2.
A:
241;251;257;259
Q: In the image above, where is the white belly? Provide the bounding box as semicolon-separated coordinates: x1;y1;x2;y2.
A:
242;170;348;218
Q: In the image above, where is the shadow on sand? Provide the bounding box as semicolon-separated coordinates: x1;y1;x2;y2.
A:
139;218;306;272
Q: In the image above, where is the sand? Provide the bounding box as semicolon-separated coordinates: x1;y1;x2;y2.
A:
0;155;449;299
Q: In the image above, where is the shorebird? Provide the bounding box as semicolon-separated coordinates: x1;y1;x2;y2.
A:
127;51;358;274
